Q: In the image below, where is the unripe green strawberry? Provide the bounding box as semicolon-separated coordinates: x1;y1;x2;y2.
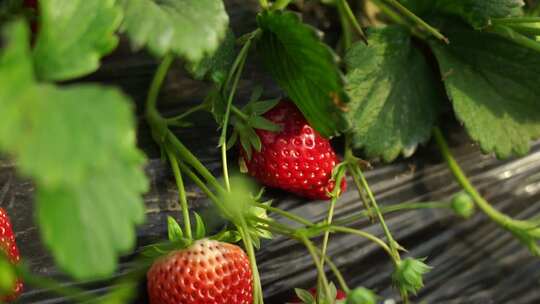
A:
241;100;345;200
147;239;253;304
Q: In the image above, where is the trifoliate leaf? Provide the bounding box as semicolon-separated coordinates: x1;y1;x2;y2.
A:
118;0;229;62
167;216;184;241
345;26;441;162
186;29;236;85
32;0;121;81
257;10;350;138
430;20;540;158
0;21;148;280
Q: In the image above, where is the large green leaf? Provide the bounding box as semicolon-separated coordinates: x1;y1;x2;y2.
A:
118;0;229;62
345;26;441;162
430;21;540;158
436;0;524;28
32;0;121;81
256;10;349;138
0;21;148;279
400;0;524;28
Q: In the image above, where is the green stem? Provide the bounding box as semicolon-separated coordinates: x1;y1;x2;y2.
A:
259;0;269;9
176;161;226;215
166;131;224;194
250;201;314;226
238;223;264;304
339;0;368;44
345;134;375;221
145;54;174;114
326;225;393;258
370;0;409;26
164;103;207;124
493;17;540;24
337;0;353;51
317;168;346;297
232;105;250;121
166;149;192;240
432;127;536;235
16;264;95;302
488;24;540;53
315;248;350;294
382;0;449;43
334;201;450;226
300;236;333;302
220;38;253;191
349;165;400;259
271;0;292;10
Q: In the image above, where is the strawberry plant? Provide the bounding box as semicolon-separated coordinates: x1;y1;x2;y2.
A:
0;0;539;303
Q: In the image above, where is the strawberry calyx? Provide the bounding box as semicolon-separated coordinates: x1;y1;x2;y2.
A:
288;283;346;304
227;87;281;160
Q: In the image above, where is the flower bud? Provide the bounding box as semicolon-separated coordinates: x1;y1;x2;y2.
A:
451;192;475;219
346;287;377;304
392;258;432;295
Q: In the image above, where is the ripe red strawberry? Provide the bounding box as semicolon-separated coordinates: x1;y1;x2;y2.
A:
0;208;23;302
241;100;345;200
147;239;253;304
288;287;347;303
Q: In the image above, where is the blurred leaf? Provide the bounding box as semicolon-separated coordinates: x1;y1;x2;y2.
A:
257;10;349;138
430;20;540;158
167;216;184;241
0;21;148;280
193;212;207;240
186;28;236;84
345;26;441;162
119;0;229;62
32;0;121;81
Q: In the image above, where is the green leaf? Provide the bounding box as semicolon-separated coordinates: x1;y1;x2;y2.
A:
193;212;207;240
249;116;282;132
346;287;378;304
186;28;235;84
345;26;441;162
118;0;229;62
257;10;350;138
0;21;148;280
249;99;280;115
430;21;540;158
32;0;121;81
167;216;184;241
436;0;524;28
294;288;316;304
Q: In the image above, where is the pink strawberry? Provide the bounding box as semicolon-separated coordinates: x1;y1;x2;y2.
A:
0;208;23;302
147;239;253;304
241;100;345;200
